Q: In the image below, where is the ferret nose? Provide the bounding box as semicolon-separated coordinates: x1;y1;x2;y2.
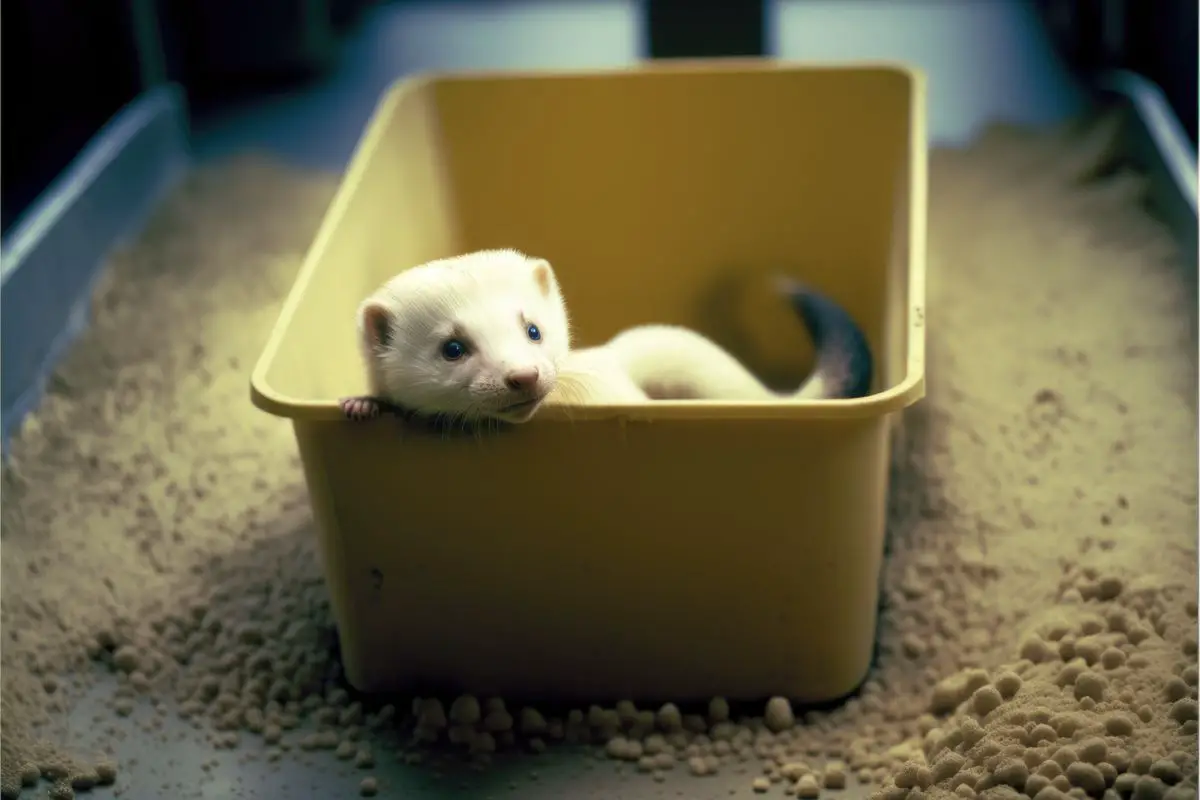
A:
504;367;540;392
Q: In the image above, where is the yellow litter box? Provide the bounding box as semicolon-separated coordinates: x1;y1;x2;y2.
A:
251;59;927;704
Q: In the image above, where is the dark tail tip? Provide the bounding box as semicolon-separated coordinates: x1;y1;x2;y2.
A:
774;276;874;399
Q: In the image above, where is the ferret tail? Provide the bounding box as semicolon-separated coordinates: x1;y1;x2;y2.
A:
776;276;874;400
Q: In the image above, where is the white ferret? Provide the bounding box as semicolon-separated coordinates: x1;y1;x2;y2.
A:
340;249;872;426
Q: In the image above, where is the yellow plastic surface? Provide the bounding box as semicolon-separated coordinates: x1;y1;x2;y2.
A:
251;60;928;704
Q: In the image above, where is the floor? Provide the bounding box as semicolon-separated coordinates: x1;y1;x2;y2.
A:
65;2;1090;799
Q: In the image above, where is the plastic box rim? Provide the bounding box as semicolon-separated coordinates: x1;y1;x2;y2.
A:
250;59;928;424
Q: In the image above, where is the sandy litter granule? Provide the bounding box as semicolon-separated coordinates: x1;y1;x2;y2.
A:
0;111;1196;800
0;156;339;797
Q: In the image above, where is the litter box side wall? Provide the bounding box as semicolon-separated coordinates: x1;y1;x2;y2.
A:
1096;70;1198;298
1095;70;1197;264
292;411;894;704
884;65;930;452
250;77;462;414
1;84;190;454
1094;70;1198;407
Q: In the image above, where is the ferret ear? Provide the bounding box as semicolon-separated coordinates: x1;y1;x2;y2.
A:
357;298;395;351
530;258;558;298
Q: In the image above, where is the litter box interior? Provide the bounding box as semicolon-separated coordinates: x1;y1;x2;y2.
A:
257;64;924;409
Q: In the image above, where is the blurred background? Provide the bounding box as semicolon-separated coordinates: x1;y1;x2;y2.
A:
2;0;1196;238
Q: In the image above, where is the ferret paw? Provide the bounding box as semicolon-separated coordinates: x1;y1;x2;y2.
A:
340;396;383;421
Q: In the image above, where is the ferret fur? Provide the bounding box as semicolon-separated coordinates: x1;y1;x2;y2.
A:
342;249;872;425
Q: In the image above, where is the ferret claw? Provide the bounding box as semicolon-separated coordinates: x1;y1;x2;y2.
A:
340;396;382;421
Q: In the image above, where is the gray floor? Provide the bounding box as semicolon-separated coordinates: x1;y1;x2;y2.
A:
60;2;1087;798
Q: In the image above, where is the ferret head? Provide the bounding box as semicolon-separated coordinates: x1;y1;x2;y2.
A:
357;249;571;424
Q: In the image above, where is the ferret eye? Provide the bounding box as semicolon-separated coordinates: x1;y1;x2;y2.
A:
526;323;541;342
441;339;467;361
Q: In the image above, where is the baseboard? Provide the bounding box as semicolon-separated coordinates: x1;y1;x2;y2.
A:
1096;69;1198;272
0;83;191;454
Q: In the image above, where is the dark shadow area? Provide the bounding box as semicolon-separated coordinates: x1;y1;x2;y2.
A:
157;0;378;116
1033;0;1197;145
0;0;142;237
0;0;379;238
644;0;764;59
